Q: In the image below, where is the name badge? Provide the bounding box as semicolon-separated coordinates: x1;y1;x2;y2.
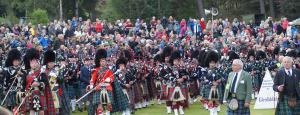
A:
240;80;245;84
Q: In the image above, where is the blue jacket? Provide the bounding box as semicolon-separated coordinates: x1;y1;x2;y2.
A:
10;40;19;48
80;66;91;89
39;37;48;48
72;20;78;29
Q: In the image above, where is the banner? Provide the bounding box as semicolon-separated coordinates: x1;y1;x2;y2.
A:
254;69;278;109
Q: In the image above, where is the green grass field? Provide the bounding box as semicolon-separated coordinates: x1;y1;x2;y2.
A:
73;101;275;115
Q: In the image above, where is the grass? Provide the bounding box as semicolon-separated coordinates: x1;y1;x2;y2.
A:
72;101;275;115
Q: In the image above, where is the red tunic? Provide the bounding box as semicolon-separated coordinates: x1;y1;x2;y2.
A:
22;69;56;115
91;67;114;91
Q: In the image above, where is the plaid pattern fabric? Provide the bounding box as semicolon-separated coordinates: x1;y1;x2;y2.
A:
189;81;200;97
141;81;150;98
112;76;130;113
29;90;47;111
79;89;88;102
88;103;97;115
218;85;224;102
20;73;56;115
227;100;250;115
147;78;157;99
181;87;189;108
92;90;113;105
202;85;211;99
22;87;55;115
275;96;300;115
253;75;261;91
200;83;207;98
74;82;81;97
5;91;17;107
127;88;135;110
133;83;143;102
160;84;168;100
202;85;223;101
44;81;56;115
59;84;71;115
66;85;75;99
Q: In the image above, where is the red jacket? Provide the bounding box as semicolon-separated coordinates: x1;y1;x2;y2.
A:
200;20;206;30
91;67;114;91
95;22;102;33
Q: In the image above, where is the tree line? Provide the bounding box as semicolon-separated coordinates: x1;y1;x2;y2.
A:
0;0;299;25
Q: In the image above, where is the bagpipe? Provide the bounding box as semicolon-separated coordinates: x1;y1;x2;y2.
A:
75;69;121;103
1;63;25;106
48;66;60;92
14;66;47;115
64;63;79;83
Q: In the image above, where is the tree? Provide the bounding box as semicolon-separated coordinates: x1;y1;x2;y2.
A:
31;9;49;25
259;0;266;15
197;0;205;19
276;0;300;20
269;0;275;18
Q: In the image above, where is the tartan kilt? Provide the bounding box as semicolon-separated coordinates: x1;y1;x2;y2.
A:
147;78;157;99
29;90;47;111
154;80;162;98
92;90;113;105
141;81;150;99
200;83;206;97
133;83;143;102
73;82;81;97
21;90;47;113
66;85;75;99
79;89;88;102
227;100;250;115
44;85;56;115
275;96;300;115
111;80;129;112
127;88;135;110
59;85;71;115
218;85;224;103
189;80;200;97
0;88;3;103
202;85;211;99
160;84;168;100
5;91;17;107
202;85;223;100
167;86;187;102
253;75;262;91
181;87;189;108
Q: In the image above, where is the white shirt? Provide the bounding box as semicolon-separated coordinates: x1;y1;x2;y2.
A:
232;70;242;93
285;69;292;76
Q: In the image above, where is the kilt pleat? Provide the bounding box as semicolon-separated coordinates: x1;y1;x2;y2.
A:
227;100;250;115
133;83;143;102
147;78;157;99
66;85;75;99
189;80;200;97
92;90;113;105
5;91;17;107
275;96;300;115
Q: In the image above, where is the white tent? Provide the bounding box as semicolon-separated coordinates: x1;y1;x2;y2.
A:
290;18;300;25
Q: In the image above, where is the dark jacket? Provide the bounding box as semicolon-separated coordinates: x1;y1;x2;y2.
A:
273;68;300;99
80;66;91;89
